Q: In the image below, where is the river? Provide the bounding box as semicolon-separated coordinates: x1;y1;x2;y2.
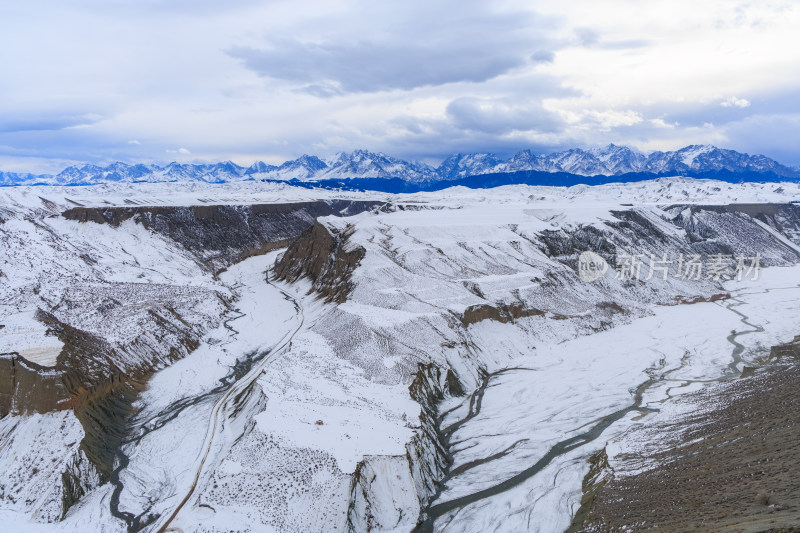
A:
106;252;304;532
418;266;800;533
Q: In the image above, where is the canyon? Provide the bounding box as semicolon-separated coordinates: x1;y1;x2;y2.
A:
1;178;800;532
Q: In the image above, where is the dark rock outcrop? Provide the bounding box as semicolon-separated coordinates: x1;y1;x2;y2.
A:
770;335;800;361
675;293;730;305
407;364;463;505
273;221;367;303
31;309;199;482
460;303;545;326
63;200;385;271
667;204;800;264
538;225;617;267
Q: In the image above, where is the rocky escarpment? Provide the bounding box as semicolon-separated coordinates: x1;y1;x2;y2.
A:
537;204;800;280
406;365;465;509
666;203;800;261
63;200;385;272
0;353;68;417
770;335;800;361
35;309;204;482
346;363;463;532
0;304;212;520
273;221;367;303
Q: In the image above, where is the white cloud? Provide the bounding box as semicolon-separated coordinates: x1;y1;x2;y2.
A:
650;118;677;129
166;147;191;155
721;96;751;108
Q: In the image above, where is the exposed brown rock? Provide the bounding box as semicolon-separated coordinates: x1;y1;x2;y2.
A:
0;353;69;417
675;292;731;305
459;303;545;326
770;336;800;361
575;358;800;532
273;221;366;303
31;310;196;481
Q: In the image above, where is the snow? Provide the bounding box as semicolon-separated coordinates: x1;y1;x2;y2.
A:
106;253;302;529
253;330;419;474
134;253;297;405
598;266;800;482
2;177;800;533
0;411;90;526
0;310;63;366
3;175;800;218
680;144;713;166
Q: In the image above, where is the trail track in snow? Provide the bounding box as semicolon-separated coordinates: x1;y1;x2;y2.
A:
152;275;304;533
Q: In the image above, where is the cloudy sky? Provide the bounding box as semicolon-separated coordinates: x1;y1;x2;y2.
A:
1;0;799;173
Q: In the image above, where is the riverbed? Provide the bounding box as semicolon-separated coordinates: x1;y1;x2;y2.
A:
422;265;800;533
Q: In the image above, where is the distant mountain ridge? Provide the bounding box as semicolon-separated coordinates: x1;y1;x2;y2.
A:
1;144;798;187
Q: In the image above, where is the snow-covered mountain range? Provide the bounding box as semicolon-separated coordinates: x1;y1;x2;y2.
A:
2;144;798;186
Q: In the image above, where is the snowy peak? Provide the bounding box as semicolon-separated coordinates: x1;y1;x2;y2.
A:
588;144;648;174
437;153;502;180
320;150;435;182
0;171;43;186
199;162;246;183
1;145;798;186
543;148;607;175
244;155;328;181
279;155;328;179
244;161;278;176
526;145;646;175
642;145;797;176
488;144;648;175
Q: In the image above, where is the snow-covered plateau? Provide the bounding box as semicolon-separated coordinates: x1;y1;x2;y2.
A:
1;177;800;532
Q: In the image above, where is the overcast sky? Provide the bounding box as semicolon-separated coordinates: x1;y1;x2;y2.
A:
1;0;799;173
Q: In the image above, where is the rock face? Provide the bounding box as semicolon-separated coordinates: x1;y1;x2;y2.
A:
28;309;202;481
63;200;385;271
346;363;461;533
770;335;800;361
273;221;367;303
0;353;68;417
